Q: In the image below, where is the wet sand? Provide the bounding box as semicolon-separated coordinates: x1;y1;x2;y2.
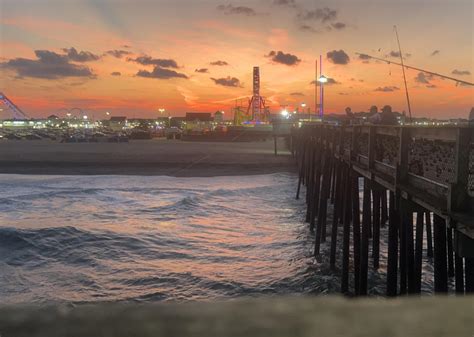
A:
0;139;295;176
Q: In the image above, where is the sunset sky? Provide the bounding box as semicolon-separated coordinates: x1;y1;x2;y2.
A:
1;0;473;119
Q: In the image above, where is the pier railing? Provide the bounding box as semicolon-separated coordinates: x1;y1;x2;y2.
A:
292;124;473;296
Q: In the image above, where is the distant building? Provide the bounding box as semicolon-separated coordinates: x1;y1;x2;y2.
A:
214;111;224;123
185;112;213;132
470;108;474;125
109;116;127;131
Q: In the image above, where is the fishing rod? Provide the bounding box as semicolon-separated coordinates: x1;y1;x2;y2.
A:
394;26;412;122
355;52;474;87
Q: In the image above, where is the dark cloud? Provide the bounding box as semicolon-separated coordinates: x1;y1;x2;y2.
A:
122;45;131;49
217;4;258;16
1;50;96;79
62;47;100;62
290;92;305;96
387;51;411;58
195;68;209;73
374;86;399;92
210;60;229;66
298;7;337;23
339;92;349;96
431;50;440;56
358;53;371;60
211;76;242;87
136;66;188;79
273;0;296;7
266;50;301;66
327;50;350;65
111;71;121;76
414;72;433;84
426;84;437;89
331;22;346;30
105;50;131;58
128;55;179;68
452;69;471;76
299;25;320;33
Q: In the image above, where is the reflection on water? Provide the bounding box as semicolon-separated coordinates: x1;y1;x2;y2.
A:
0;173;441;304
0;173;329;304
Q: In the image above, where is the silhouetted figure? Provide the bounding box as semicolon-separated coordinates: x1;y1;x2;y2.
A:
469;107;474;126
380;105;398;125
343;107;356;125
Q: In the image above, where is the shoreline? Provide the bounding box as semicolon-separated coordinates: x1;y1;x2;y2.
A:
0;139;295;177
0;161;296;177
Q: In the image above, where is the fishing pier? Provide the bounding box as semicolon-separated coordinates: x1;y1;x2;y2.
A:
293;123;474;296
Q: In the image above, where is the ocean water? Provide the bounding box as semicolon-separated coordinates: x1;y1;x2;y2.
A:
0;173;439;305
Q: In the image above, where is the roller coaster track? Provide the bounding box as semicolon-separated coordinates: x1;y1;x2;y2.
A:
0;92;29;120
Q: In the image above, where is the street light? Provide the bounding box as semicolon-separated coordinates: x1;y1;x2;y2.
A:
318;75;328;83
301;103;306;115
281;109;289;118
106;111;110;116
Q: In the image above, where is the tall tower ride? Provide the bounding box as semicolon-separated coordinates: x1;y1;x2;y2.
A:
246;67;268;123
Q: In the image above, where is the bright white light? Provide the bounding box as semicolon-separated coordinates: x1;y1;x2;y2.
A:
83;115;88;120
281;109;289;117
301;103;306;108
106;111;110;115
318;75;328;83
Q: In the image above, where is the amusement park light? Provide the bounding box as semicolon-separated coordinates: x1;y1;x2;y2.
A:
83;115;88;120
281;109;289;117
318;75;328;83
301;103;306;108
106;111;110;116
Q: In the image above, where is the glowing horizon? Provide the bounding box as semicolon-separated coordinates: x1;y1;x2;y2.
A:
1;0;473;119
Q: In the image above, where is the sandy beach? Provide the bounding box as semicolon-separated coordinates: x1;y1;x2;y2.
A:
0;138;295;176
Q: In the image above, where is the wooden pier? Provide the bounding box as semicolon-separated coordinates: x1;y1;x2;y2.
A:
293;124;474;296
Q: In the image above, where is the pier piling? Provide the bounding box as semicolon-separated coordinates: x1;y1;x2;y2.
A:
293;124;473;297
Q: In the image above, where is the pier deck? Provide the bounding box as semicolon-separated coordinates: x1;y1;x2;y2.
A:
293;124;474;296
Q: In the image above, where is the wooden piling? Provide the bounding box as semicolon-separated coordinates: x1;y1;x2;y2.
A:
426;212;433;258
399;200;408;295
433;215;448;293
341;164;352;294
352;173;361;295
414;211;424;293
330;161;341;268
381;190;388;226
386;191;399;297
405;203;416;294
465;258;474;293
447;227;455;278
372;187;381;270
455;252;464;294
359;178;371;296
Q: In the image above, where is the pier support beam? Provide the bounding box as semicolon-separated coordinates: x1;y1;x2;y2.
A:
360;178;371;296
414;211;424;293
386;191;399;297
433;215;448;293
341;164;352;294
352;173;361;295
